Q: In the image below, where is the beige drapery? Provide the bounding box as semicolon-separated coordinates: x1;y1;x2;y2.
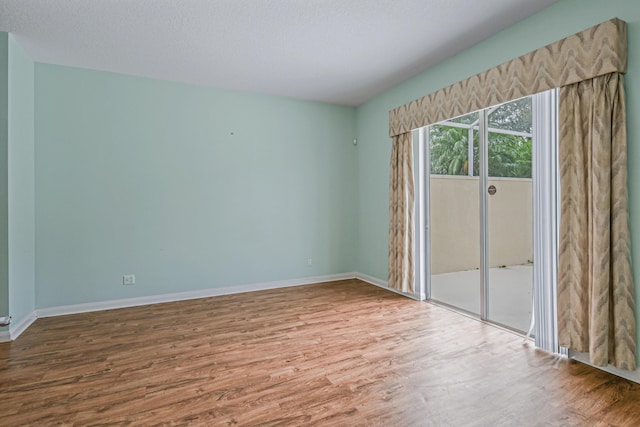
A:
388;133;415;293
558;73;636;370
389;18;627;137
387;18;636;369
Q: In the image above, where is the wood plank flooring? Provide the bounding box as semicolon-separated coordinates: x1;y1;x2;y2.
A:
2;279;640;426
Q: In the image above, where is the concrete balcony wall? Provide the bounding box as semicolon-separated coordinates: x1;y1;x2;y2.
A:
429;175;533;275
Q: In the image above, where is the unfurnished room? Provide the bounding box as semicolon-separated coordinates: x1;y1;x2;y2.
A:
1;0;640;425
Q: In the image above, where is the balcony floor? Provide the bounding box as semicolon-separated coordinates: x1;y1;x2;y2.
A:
431;264;533;333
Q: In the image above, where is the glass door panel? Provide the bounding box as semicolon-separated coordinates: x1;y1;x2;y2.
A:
486;97;534;332
429;113;480;316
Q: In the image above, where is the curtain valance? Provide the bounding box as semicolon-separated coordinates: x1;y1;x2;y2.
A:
388;18;627;137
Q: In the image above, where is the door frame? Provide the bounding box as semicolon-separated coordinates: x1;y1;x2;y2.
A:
416;91;561;354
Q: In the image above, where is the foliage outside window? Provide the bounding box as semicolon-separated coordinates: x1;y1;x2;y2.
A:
429;97;532;178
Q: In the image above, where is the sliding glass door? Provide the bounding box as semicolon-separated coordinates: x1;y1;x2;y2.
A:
428;111;481;316
486;98;534;332
426;97;534;333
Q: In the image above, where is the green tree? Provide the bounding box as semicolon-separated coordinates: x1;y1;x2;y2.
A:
488;97;532;134
429;97;532;178
487;133;532;178
429;126;475;176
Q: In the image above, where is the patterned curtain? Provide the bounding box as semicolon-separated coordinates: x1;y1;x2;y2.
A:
557;73;636;370
387;18;636;370
388;132;415;294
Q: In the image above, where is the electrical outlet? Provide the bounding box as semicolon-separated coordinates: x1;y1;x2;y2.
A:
307;258;312;266
123;274;136;285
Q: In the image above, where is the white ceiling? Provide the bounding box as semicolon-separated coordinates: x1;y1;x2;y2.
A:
0;0;560;106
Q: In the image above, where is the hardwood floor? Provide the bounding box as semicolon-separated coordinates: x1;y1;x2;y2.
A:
1;279;640;426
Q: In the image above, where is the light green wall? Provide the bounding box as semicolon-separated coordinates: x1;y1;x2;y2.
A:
0;33;8;329
8;35;35;325
354;0;640;361
34;64;356;307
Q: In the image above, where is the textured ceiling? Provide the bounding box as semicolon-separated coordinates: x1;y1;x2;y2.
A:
0;0;560;106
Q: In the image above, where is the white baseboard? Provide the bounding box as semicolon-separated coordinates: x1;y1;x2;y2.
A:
355;272;425;301
570;351;640;385
0;310;38;342
37;272;358;318
9;311;38;340
354;272;387;288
